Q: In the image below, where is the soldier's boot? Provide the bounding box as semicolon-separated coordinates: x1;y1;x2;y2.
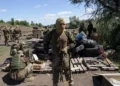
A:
69;81;74;86
53;83;58;86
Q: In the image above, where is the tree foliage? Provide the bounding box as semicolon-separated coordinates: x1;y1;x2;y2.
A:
68;16;80;29
11;18;15;26
0;19;5;23
69;0;120;48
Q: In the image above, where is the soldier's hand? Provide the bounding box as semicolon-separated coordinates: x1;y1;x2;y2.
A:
61;47;67;53
44;54;49;61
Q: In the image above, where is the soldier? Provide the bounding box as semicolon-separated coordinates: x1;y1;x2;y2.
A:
13;25;22;43
87;21;94;38
9;50;34;82
90;28;99;42
44;18;74;86
10;41;32;59
9;26;14;41
0;26;2;40
3;25;9;46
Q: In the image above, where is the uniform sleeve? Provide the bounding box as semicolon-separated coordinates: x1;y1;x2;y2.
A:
67;32;76;52
44;30;52;54
68;32;75;44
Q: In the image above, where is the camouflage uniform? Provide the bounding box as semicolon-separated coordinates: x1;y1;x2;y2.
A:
44;18;74;86
9;50;33;81
9;26;14;41
13;26;22;43
0;27;2;40
3;26;9;45
10;42;32;59
87;21;94;38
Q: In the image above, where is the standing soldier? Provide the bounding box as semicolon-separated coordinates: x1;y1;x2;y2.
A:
3;25;9;46
87;21;94;38
44;18;74;86
13;25;22;43
0;26;2;40
9;26;14;41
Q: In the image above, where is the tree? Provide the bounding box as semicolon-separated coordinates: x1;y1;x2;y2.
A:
15;20;20;25
0;19;5;23
38;23;42;27
68;16;80;29
19;20;29;26
11;18;15;25
69;0;120;47
31;21;34;26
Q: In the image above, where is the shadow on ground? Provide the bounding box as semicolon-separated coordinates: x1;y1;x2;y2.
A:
0;44;5;46
2;73;23;86
92;76;102;86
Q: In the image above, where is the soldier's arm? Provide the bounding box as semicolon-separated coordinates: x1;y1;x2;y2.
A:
44;31;52;54
67;32;76;51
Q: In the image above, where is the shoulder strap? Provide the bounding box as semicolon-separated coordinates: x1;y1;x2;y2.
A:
65;31;70;40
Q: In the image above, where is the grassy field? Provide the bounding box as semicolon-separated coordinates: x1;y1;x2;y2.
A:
0;46;10;64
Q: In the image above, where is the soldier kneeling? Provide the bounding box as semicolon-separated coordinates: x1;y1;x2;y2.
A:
9;50;34;82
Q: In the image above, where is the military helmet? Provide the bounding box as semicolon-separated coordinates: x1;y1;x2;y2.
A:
12;43;20;50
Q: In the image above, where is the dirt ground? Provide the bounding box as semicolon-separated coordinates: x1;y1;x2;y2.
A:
0;27;119;86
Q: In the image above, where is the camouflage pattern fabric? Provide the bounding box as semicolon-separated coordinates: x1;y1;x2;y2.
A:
52;53;72;84
13;28;21;43
9;63;33;81
44;18;74;85
3;27;9;45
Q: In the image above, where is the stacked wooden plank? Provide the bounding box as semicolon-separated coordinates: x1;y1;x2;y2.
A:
32;58;87;73
71;58;87;73
83;57;99;70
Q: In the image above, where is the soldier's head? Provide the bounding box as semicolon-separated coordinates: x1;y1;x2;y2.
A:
12;43;20;50
19;41;26;49
55;18;66;33
79;22;85;32
11;49;17;56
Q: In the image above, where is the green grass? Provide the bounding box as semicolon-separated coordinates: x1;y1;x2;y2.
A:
0;46;10;63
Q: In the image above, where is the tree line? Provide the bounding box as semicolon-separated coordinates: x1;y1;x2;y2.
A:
0;18;43;27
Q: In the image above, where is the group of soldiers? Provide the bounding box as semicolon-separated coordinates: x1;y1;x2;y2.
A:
0;25;22;45
4;18;98;86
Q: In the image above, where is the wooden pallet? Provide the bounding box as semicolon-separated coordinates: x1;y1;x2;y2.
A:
83;57;99;70
71;58;87;73
100;59;119;71
83;57;119;71
32;58;87;73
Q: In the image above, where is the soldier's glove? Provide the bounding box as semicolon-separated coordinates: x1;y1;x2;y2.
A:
44;54;49;61
61;47;67;54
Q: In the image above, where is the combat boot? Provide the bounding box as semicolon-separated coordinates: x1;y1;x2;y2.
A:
53;83;58;86
69;80;74;86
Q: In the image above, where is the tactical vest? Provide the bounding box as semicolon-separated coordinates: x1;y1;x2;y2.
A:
11;55;26;70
